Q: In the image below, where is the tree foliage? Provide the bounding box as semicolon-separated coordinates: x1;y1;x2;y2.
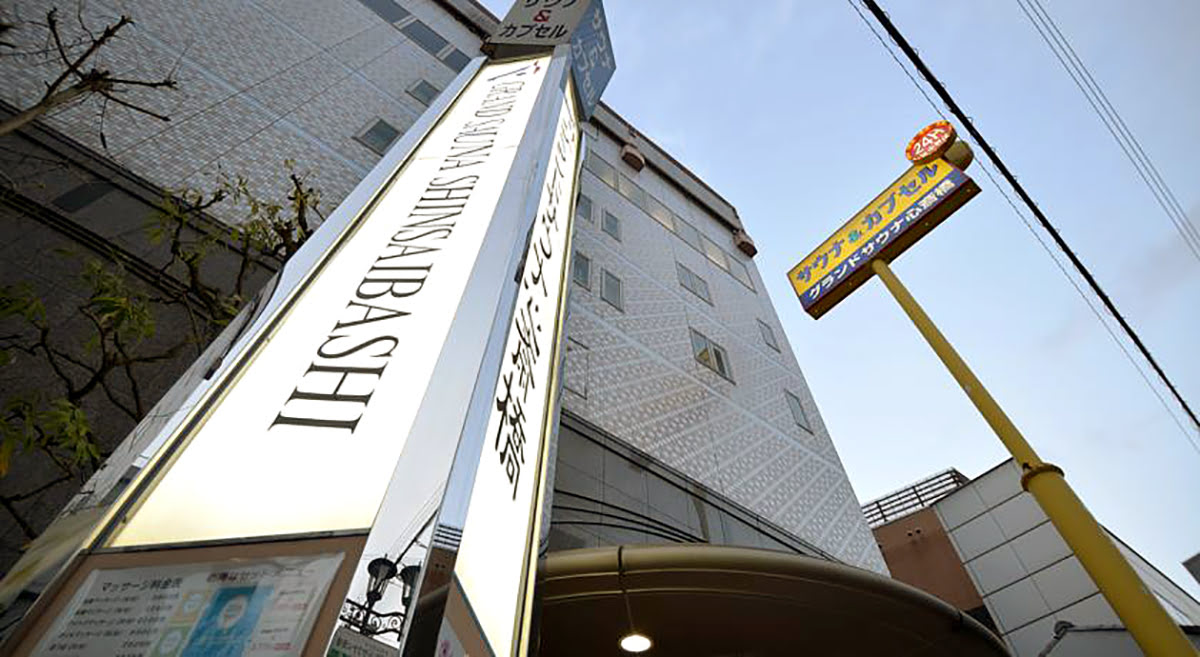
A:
0;165;321;540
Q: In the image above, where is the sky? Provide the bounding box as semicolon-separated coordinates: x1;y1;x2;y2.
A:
481;0;1200;596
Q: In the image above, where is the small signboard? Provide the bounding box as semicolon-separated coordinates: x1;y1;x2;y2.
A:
569;0;615;119
490;0;592;47
789;156;980;318
35;554;343;657
327;626;398;657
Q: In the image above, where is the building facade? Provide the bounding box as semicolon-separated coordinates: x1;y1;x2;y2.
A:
0;0;884;575
865;460;1200;657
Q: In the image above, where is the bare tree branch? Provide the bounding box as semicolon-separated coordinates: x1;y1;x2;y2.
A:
0;9;173;139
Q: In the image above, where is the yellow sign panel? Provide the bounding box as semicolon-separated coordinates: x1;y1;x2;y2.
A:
789;157;978;318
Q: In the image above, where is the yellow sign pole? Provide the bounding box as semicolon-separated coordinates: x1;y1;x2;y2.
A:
869;258;1197;657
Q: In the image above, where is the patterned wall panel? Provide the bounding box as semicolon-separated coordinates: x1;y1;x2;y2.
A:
0;0;885;573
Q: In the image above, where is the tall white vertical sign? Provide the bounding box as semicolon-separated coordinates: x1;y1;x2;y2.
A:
111;56;553;547
438;83;581;657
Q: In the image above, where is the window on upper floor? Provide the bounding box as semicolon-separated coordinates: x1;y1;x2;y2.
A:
645;194;674;231
407;79;441;106
600;269;623;311
602;211;621;241
702;235;729;271
402;19;449;57
573;251;591;289
443;48;471;72
728;256;756;291
355;118;401;155
618;174;646;210
690;328;733;381
576;193;593;223
359;0;410;23
677;262;712;305
586;151;618;188
758;319;780;352
785;390;811;432
674;217;704;252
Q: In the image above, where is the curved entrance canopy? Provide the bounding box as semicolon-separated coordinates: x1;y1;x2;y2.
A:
538;544;1009;656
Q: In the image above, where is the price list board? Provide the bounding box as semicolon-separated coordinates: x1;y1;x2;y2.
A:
34;553;343;657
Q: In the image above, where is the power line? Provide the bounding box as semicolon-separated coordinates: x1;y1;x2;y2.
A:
1016;0;1200;262
847;0;1198;450
1029;0;1200;252
853;0;1200;439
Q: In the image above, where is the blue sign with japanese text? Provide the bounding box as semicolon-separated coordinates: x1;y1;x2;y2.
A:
569;0;615;119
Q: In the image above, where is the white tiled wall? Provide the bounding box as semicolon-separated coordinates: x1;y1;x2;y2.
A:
935;460;1200;656
1;0;885;573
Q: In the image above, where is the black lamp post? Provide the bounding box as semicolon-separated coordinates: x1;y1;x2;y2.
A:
365;556;399;609
399;564;421;609
340;556;405;637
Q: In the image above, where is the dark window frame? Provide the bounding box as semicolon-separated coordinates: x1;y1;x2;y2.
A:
677;262;712;305
355;118;401;155
407;79;441;106
600;269;624;311
690;328;733;382
573;251;591;289
576;193;593;223
602;211;621;241
785;390;811;432
758;319;780;352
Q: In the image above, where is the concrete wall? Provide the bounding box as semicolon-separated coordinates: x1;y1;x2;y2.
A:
874;507;984;613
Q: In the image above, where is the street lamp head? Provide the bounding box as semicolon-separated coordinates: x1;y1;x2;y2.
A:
399;564;421;609
366;556;398;604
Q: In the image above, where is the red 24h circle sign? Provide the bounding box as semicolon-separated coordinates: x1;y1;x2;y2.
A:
906;120;956;163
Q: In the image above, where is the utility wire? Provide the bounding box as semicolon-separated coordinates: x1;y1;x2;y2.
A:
1028;0;1200;252
1017;0;1200;262
846;0;1199;451
853;0;1200;439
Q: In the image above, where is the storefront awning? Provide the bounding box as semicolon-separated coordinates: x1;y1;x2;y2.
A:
538;544;1009;656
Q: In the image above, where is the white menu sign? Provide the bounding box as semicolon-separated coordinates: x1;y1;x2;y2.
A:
35;554;343;657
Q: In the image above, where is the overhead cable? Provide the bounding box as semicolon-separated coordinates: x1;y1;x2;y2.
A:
850;0;1200;442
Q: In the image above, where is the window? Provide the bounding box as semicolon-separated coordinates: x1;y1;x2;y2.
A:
618;175;646;210
355;118;400;155
600;270;623;311
407;79;441;106
758;319;780;352
674;218;703;252
602;211;621;241
702;236;729;271
402;20;449;57
728;256;756;291
645;195;674;231
443;48;471;72
359;0;410;23
785;391;810;432
690;329;732;381
677;262;711;304
573;251;591;289
586;152;618;188
52;182;115;212
576;193;593;223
